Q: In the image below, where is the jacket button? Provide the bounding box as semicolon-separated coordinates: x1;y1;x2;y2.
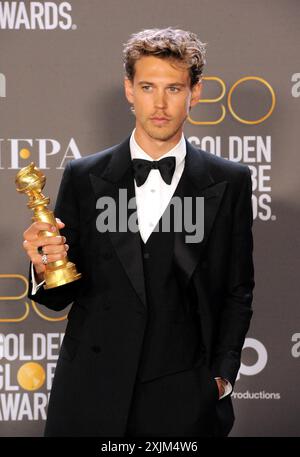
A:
91;345;101;353
102;251;112;260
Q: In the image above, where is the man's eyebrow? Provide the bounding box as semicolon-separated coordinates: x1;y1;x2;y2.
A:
166;82;186;87
137;81;186;87
137;81;153;86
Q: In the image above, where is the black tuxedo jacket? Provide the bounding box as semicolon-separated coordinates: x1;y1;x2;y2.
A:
28;136;254;436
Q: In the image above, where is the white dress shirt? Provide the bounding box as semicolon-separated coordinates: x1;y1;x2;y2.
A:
130;128;186;243
31;128;232;399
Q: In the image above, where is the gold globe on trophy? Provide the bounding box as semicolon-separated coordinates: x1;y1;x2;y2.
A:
15;162;82;289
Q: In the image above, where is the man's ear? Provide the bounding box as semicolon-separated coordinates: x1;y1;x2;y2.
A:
124;78;134;104
190;81;203;108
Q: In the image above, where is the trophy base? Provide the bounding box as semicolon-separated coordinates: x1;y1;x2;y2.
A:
43;261;82;290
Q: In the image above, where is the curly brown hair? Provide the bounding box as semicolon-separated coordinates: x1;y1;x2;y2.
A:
123;27;207;87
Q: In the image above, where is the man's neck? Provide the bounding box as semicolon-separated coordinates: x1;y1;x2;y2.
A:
134;128;183;159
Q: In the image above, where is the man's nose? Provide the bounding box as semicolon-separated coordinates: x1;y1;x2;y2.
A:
154;90;167;109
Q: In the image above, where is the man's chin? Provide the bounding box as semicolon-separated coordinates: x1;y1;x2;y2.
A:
145;126;180;142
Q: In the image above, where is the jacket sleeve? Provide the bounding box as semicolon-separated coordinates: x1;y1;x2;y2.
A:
27;160;83;311
211;166;255;389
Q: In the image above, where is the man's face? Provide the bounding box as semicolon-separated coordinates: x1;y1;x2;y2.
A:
124;56;202;143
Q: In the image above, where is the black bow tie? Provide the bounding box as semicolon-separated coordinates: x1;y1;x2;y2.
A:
132;157;176;187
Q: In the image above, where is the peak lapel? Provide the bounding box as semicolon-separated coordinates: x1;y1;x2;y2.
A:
89;137;147;309
173;141;228;288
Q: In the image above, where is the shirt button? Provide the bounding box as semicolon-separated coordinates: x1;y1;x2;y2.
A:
150;189;156;193
149;222;154;227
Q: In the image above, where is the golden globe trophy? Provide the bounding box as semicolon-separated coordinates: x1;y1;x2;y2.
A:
15;162;82;289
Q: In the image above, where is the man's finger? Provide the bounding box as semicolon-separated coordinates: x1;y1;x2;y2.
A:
30;235;66;248
23;222;56;240
55;217;65;226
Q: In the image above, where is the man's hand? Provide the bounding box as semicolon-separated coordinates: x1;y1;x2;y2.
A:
215;378;227;399
23;218;68;281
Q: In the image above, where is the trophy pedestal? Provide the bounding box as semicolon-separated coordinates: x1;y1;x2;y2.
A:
44;261;82;289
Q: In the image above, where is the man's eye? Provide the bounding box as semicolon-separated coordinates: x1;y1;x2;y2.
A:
168;87;180;92
142;86;152;91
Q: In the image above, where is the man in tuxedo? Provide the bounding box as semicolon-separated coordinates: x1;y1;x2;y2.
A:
23;28;254;437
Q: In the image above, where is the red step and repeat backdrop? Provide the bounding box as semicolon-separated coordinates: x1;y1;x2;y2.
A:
0;0;299;436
